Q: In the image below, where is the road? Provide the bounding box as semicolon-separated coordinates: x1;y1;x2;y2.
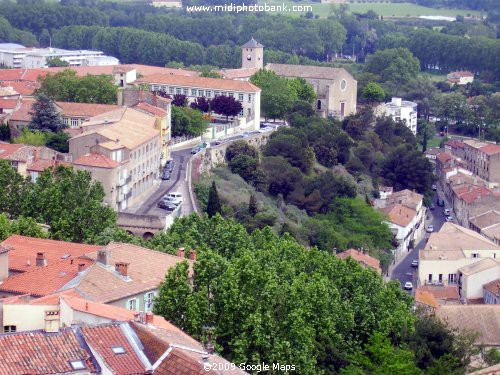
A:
391;187;449;295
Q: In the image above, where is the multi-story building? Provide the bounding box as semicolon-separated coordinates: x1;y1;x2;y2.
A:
462;140;500;188
418;223;500;289
69;108;161;211
375;97;418;135
266;63;357;118
470;210;500;246
137;74;261;132
446;71;474;86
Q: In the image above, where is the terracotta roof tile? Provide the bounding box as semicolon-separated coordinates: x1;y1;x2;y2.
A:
81;323;147;374
9;98;35;122
2;80;40;95
458;186;492;204
415;289;439;308
0;68;48;82
419;285;459;300
0;234;100;273
27;159;71;172
75;242;193;303
138;73;260;93
135;102;168;117
73;153;119;169
484;279;500;297
449;71;474;77
445;140;465;149
219;67;259;79
336;249;381;272
154;348;215;375
480;144;500;156
0;143;24;159
436;152;453;164
0;328;97;374
0;98;19;109
381;203;417;227
0;257;94;297
55;102;121;118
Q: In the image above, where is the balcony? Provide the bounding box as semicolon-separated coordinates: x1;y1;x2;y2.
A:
117;175;131;187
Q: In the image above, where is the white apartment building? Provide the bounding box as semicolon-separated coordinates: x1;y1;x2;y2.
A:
0;44;119;69
418;223;500;290
376;97;418;135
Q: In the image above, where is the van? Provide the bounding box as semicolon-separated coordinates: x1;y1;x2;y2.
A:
163;192;183;205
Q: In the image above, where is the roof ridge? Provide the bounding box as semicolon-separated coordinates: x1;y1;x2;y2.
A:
105;242;195;262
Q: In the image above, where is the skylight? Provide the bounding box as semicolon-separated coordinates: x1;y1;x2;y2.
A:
112;346;126;354
69;360;86;370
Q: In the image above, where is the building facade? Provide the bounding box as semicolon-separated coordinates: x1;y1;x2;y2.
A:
462;140;500;188
375;97;418;135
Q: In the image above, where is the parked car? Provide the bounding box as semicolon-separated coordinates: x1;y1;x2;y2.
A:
429;204;435;210
426;224;434;233
258;126;273;133
162;192;183;205
443;208;451;216
165;160;175;172
241;131;251;138
214;139;223;145
411;260;419;267
445;216;454;222
437;198;445;207
432;184;437;191
404;281;413;290
191;145;202;154
157;200;177;211
161;169;171;180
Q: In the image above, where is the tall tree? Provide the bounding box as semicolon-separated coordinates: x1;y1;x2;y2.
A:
29;93;66;133
210;95;242;121
206;181;222;218
248;194;257;216
361;82;385;104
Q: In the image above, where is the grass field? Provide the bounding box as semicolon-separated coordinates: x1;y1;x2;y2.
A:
257;1;482;18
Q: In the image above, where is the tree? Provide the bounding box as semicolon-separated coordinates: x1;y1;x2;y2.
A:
13;129;47;146
206;181;222;218
405;75;438;121
361;82;385;104
289;77;316;103
38;70;117;104
0;124;10;141
190;96;210;113
210;95;242;121
417;121;435;153
251;70;297;120
171;106;208;137
225;140;259;163
24;165;116;242
46;57;69;67
248;194;257;216
261;156;302;198
0;160;31;218
46;132;70;153
172;94;187;107
228;154;258;183
29;93;66;133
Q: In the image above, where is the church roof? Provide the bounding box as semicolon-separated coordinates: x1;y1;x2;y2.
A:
242;38;263;48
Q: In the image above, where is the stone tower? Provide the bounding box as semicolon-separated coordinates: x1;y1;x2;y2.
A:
241;38;264;70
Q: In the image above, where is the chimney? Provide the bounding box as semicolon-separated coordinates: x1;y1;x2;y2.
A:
36;252;47;267
189;250;197;261
85;302;88;311
78;263;86;273
145;311;154;324
0;246;11;282
33;148;39;162
115;262;129;277
97;248;110;266
177;247;185;258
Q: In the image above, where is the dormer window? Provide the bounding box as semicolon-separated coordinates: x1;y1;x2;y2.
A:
112;346;126;354
69;360;86;370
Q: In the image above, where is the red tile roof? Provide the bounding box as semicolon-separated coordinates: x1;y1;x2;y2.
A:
337;249;381;272
0;257;94;297
2;80;40;95
135;102;168;117
381;203;417;227
9;98;35;122
27;159;71;172
55;102;121;118
484;279;500;297
480;144;500;156
0;143;24;159
450;71;474;77
436;152;453;164
419;285;459;300
458;186;492;204
0;98;19;109
154;348;216;375
415;289;439;308
138;73;261;93
0;68;48;82
0;234;100;273
81;324;147;375
445;140;465;149
0;328;97;374
73;153;120;169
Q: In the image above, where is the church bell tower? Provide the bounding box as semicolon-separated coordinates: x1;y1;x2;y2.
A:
241;37;264;70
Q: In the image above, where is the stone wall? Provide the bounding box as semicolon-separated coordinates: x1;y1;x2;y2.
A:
196;131;273;175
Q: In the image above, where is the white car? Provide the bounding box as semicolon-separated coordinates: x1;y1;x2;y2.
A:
258;126;273;133
445;216;454;222
241;132;251;138
404;282;413;290
162;192;183;205
426;225;434;233
432;184;437;191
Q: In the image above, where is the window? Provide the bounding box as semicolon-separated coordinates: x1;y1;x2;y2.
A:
183;88;189;95
145;291;155;312
472;253;480;258
448;274;457;284
191;89;197;96
127;298;137;311
428;274;432;282
238;94;244;101
70;118;79;128
198;90;204;97
3;325;16;333
214;90;220;97
69;360;86;371
248;94;252;103
206;90;212;98
112;346;126;354
248;108;251;116
228;92;234;98
169;87;174;94
176;88;182;95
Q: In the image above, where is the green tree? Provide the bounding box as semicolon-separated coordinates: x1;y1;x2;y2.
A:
225;140;259;163
228;154;258;183
46;57;69;67
361;82;385;104
206;181;222;218
13;129;47;146
251;70;297;120
248;194;257;216
29;93;66;133
0;159;31;218
25;165;116;242
0;124;10;141
417;120;436;153
171;105;208;137
290;77;316;103
46;132;70;153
